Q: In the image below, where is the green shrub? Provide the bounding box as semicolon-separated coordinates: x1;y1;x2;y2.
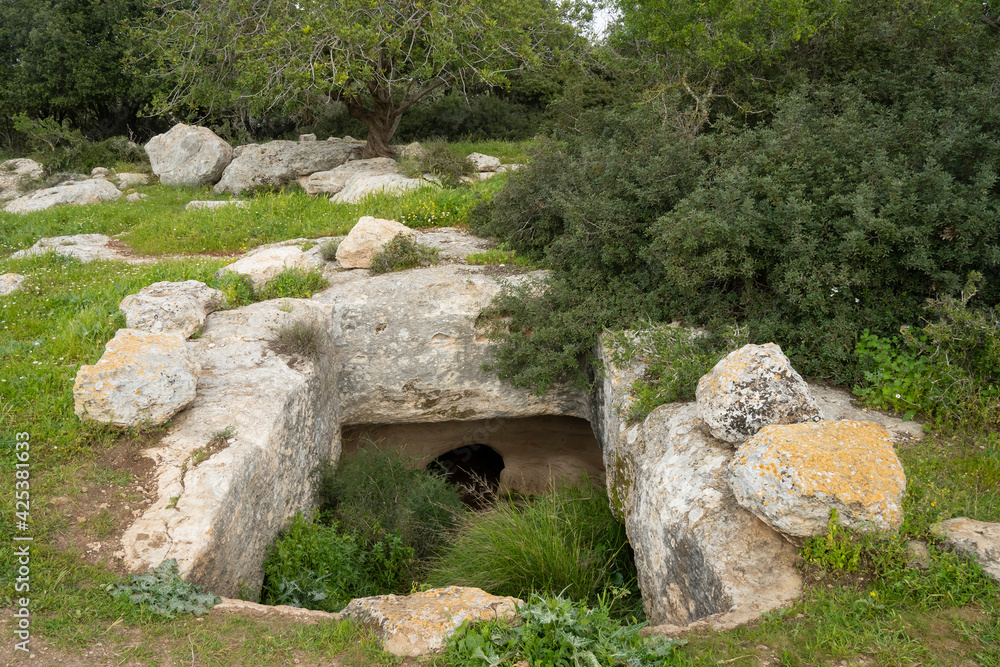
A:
217;272;256;308
13;115;148;173
256;267;328;300
315;447;464;561
427;485;642;619
466;243;535;268
444;595;684;667
107;559;220;618
369;236;440;274
320;239;341;261
260;513;413;613
409;140;475;188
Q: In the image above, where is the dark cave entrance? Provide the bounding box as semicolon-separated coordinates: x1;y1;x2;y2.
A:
427;444;505;506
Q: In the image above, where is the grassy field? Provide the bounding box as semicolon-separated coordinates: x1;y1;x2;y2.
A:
1;139;999;665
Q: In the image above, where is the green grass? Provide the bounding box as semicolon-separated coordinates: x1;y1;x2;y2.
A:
447;139;534;163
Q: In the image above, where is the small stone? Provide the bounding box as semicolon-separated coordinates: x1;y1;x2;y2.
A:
51;496;70;506
299;133;317;142
120;280;225;338
184;200;248;211
934;517;1000;581
125;192;147;203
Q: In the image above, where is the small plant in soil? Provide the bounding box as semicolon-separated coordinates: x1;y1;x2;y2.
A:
107;559;220;618
369;235;440;274
320;238;341;261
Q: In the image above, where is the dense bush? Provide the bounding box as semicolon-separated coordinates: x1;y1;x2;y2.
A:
427;485;642;620
314;447;464;561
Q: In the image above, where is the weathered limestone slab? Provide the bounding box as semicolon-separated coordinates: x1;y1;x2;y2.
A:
0;273;26;296
696;343;821;444
214;139;363;194
335;216;414;269
10;234;131;263
120;299;339;597
329;172;428;203
0;158;44;200
810;385;924;443
146;124;233;187
341;586;521;657
214;597;340;623
728;420;906;537
185;200;248;211
935;518;1000;581
73;329;200;427
5;178;122;214
117;172;150;188
120;280;226;338
218;246;314;288
466;152;501;172
298;157;399;195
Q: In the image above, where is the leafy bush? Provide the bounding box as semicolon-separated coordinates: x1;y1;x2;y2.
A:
315;447;464;560
12;115;148;172
107;559;220;618
427;485;642;619
406;140;476;188
369;236;441;274
854;273;1000;429
260;513;413;613
444;595;684;667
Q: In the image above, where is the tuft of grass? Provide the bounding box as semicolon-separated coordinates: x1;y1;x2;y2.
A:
256;267;328;300
271;319;325;360
427;484;643;620
466;242;536;268
320;238;342;261
369;235;441;274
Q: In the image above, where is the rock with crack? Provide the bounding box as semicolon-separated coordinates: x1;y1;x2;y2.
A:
218;246;315;288
120;280;226;338
728;420;906;537
341;586;521;657
146;124;233;187
696;343;821;444
934;517;1000;581
73;329;200;427
214;138;364;194
334;216;415;269
0;158;44;201
10;234;131;263
120;299;338;597
5;178;122;214
0;273;27;296
329;165;430;203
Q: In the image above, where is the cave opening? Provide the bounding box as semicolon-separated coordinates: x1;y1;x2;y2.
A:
427;444;505;506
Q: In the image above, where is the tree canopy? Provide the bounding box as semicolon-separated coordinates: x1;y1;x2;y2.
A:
152;0;584;155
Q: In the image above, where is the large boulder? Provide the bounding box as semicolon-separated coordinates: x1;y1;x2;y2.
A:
74;329;200;427
145;124;233;187
340;587;521;657
934;518;1000;581
298;157;398;195
119;280;226;338
217;246;315;288
335;216;414;269
213;139;363;194
696;343;821;444
4;179;122;214
0;158;44;200
466;152;501;172
728;420;906;537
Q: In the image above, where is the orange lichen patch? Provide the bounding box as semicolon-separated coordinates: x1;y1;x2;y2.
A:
341;586;521;657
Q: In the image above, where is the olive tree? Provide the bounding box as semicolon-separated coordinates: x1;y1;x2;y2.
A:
152;0;581;156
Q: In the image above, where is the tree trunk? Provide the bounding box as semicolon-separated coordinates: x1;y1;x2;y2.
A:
346;90;401;159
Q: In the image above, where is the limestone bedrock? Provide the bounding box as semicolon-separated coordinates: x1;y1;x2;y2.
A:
119;280;225;338
696;343;821;444
934;518;1000;581
728;420;906;537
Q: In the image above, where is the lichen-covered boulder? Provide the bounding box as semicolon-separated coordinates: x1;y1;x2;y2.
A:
340;587;521;657
4;179;122;214
696;343;821;444
728;420;906;537
934;518;1000;581
217;245;314;288
335;216;414;269
146;124;233;187
0;273;27;296
213;139;363;194
73;329;200;427
120;280;226;338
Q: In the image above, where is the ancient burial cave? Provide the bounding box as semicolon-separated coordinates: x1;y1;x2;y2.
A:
342;415;606;500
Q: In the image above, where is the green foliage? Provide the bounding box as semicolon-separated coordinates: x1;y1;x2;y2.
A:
444;595;685;667
855;273;1000;429
319;239;341;262
466;243;536;268
800;509;863;573
315;447;465;561
608;327;736;422
428;485;642;620
217;273;256;308
11;115;148;172
271;320;325;360
410;140;476;188
369;236;441;274
107;559;220;618
260;513;414;613
256;267;328;301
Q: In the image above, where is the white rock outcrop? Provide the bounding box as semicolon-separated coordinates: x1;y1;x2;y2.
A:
146;124;233;187
185;200;248;211
10;234;130;263
335;216;414;269
728;420;906;537
298;157;398;195
466;152;501;172
214;139;363;194
117;172;151;188
696;343;821;444
0;158;44;200
5;179;122;214
120;280;226;338
218;246;314;288
934;518;1000;581
341;587;521;657
0;273;27;296
73;329;200;427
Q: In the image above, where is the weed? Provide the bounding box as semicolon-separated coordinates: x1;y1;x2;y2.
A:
256;267;328;301
107;559;220;618
801;509;863;572
217;272;256;308
369;235;440;274
271;319;325;360
320;238;341;261
466;242;535;268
